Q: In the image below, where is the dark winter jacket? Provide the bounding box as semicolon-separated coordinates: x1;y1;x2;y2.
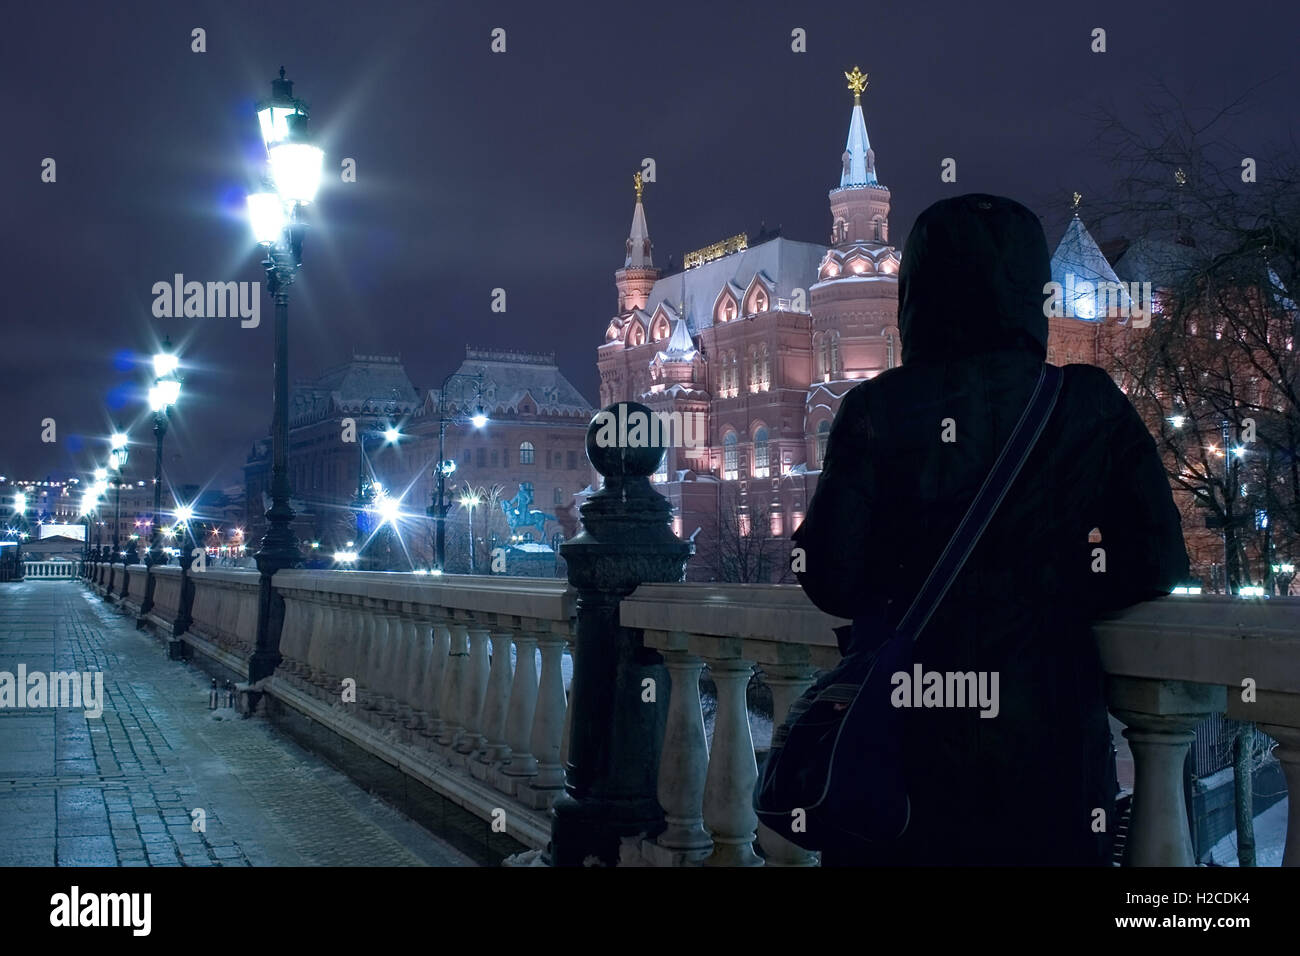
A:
792;194;1189;865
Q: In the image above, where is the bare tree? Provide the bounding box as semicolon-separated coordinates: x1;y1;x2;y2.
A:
702;483;793;583
1085;89;1300;593
1085;87;1299;861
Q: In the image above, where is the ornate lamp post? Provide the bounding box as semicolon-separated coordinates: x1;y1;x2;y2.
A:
245;66;323;680
12;491;27;579
428;372;487;571
79;489;97;572
458;486;482;573
353;396;401;571
144;342;181;568
108;432;129;563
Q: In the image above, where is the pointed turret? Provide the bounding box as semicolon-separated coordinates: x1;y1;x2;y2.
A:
616;171;660;313
626;173;653;268
1050;196;1130;321
828;67;891;248
840;67;878;188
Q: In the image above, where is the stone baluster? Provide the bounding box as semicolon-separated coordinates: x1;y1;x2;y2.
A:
278;595;305;678
653;646;712;863
363;609;396;724
526;632;569;798
299;599;324;685
397;613;428;731
479;626;515;764
1110;677;1225;866
340;596;367;706
421;618;452;739
755;662;819;866
455;624;491;754
503;629;540;779
305;596;335;696
436;621;470;746
375;608;405;721
560;645;574;771
701;652;762;866
356;600;383;718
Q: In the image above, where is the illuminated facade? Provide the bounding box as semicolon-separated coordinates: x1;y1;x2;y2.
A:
596;68;902;581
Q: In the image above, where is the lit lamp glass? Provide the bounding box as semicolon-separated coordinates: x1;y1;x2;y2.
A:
269;136;323;205
110;433;129;470
247;191;286;245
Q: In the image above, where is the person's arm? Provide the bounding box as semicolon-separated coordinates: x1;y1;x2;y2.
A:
1088;370;1190;613
791;385;875;620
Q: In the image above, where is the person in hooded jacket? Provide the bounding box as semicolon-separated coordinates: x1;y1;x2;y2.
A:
792;194;1189;866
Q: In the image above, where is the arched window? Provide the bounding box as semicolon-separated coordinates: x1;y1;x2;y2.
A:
885;330;896;369
723;432;739;480
750;347;760;393
629;322;645;346
753;427;769;478
651;315;670;342
653;448;668;483
830;334;841;377
760;343;770;390
519;441;534;464
816;420;831;467
553;486;565;505
755;290;767;312
819;337;831;381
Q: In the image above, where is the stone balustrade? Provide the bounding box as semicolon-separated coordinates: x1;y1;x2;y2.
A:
267;570;576;849
142;566;184;631
23;561;80;579
123;563;149;611
621;583;1300;867
185;569;261;669
78;542;1299;867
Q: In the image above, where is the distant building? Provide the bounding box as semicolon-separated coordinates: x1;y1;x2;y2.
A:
596;69;900;581
244;348;593;571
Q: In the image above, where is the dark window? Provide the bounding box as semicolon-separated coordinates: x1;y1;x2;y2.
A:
567;450;577;470
477;447;486;468
491;448;499;467
553;486;564;505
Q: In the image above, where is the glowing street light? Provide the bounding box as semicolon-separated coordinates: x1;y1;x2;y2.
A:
431;373;489;570
144;339;182;570
246;68;324;675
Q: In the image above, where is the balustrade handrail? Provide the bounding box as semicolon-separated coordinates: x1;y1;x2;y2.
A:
273;569;576;623
621;583;1300;688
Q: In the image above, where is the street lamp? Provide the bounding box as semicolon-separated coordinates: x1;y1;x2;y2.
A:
108;433;130;564
428;372;488;571
144;340;182;567
79;488;98;571
458;487;482;573
353;395;402;569
246;66;322;584
11;491;27;578
246;67;323;681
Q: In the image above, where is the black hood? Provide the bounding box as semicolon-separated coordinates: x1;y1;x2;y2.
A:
897;194;1050;364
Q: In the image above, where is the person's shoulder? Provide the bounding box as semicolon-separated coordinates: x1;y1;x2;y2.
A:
1058;363;1132;422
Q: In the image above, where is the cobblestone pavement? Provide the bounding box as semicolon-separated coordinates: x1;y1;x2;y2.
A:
0;580;477;867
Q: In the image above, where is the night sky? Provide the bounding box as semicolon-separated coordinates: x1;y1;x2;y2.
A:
2;0;1296;490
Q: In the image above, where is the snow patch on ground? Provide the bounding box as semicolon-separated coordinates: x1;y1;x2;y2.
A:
1206;797;1289;866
